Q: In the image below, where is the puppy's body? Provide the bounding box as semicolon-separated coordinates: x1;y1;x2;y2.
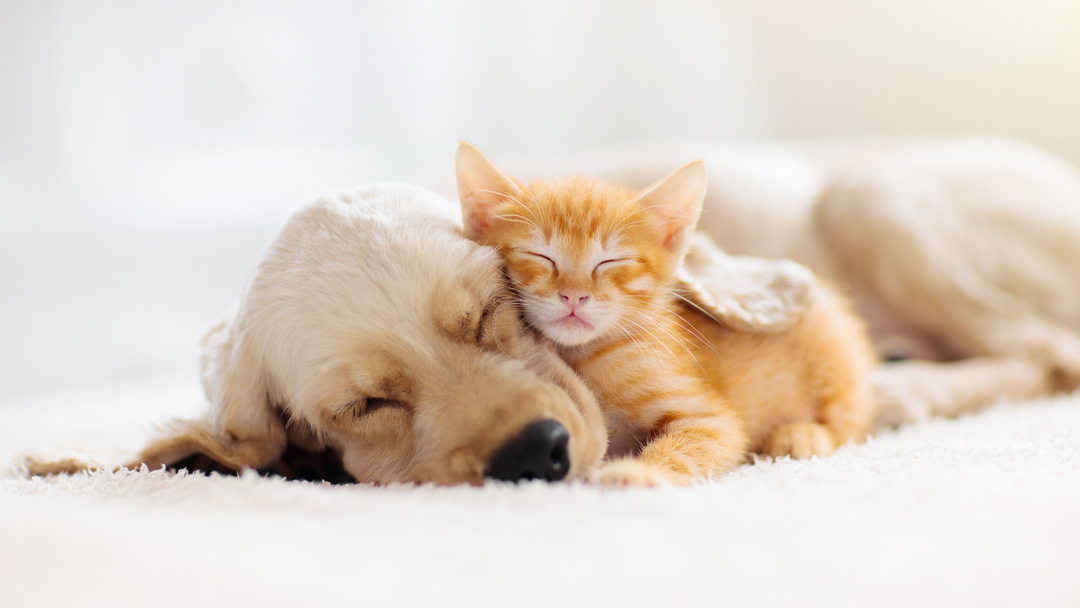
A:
697;139;1080;365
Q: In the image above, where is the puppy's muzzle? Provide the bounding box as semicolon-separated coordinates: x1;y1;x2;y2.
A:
485;419;570;482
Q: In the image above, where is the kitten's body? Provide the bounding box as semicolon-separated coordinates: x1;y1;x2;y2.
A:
457;144;877;485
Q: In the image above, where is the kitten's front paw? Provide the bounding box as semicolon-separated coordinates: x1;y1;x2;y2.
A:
765;422;835;459
593;459;675;488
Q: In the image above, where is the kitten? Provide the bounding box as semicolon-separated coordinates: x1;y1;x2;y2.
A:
455;143;877;486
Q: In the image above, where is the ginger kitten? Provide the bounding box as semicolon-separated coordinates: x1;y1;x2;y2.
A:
455;143;877;486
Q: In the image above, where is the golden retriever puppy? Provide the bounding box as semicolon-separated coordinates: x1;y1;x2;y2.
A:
493;137;1080;424
25;183;608;485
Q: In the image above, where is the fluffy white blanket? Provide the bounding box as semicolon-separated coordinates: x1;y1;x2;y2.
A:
3;375;1079;608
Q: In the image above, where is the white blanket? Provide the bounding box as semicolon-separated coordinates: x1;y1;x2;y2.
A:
3;375;1079;608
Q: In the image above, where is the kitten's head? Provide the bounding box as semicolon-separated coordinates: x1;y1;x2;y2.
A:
455;143;706;347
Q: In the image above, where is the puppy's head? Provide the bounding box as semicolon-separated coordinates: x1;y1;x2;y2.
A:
222;184;607;485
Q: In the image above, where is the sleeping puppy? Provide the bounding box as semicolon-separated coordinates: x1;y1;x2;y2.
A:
25;184;608;485
495;137;1080;424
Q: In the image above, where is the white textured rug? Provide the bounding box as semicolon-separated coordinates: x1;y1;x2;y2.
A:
3;376;1080;608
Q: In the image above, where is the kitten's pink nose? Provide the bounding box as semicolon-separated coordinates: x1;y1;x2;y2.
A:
558;290;591;311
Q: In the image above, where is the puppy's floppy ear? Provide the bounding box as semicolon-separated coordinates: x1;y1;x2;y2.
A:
631;160;707;256
455;142;523;240
675;233;815;332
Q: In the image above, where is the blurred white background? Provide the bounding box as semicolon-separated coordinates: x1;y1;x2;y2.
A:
2;0;1079;404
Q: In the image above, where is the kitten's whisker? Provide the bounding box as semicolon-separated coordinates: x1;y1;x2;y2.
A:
612;324;653;361
613;218;652;231
604;311;666;362
643;303;722;360
622;311;690;357
669;290;723;326
471;188;517;205
494;213;540;230
626;291;725;358
619;314;682;363
620;308;711;377
517;200;544;227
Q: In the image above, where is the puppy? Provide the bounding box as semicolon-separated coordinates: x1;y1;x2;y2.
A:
495;137;1080;424
25;184;608;485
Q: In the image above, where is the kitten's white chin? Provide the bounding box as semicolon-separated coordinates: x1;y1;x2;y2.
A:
542;316;600;346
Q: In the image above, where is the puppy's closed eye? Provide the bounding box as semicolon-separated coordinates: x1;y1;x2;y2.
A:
364;397;407;414
340;397;408;419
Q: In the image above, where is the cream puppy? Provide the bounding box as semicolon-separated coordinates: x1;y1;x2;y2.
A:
26;183;609;485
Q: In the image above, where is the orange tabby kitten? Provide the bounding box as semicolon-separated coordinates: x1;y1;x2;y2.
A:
455;143;877;486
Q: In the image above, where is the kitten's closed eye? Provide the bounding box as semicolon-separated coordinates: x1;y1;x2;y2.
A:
522;251;556;269
594;258;632;272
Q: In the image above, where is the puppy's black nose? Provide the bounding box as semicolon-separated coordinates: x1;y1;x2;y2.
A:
486;419;570;482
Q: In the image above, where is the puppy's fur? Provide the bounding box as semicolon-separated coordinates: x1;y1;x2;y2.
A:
25;184;608;485
499;137;1080;423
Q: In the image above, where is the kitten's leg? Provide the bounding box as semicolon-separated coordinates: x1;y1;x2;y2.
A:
596;406;748;487
765;289;879;460
764;422;835;459
764;387;873;460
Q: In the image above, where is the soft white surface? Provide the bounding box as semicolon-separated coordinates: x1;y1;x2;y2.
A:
3;378;1079;608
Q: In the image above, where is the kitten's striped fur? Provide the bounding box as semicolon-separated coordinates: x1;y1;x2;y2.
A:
456;143;877;486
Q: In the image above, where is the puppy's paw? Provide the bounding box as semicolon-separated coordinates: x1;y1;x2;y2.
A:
765;422;835;459
593;459;675;488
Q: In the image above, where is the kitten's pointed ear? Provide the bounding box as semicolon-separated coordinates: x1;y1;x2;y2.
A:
631;160;707;255
455;143;523;240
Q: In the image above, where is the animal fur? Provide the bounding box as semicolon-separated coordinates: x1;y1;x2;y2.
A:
493;137;1080;424
456;144;877;486
24;183;609;485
